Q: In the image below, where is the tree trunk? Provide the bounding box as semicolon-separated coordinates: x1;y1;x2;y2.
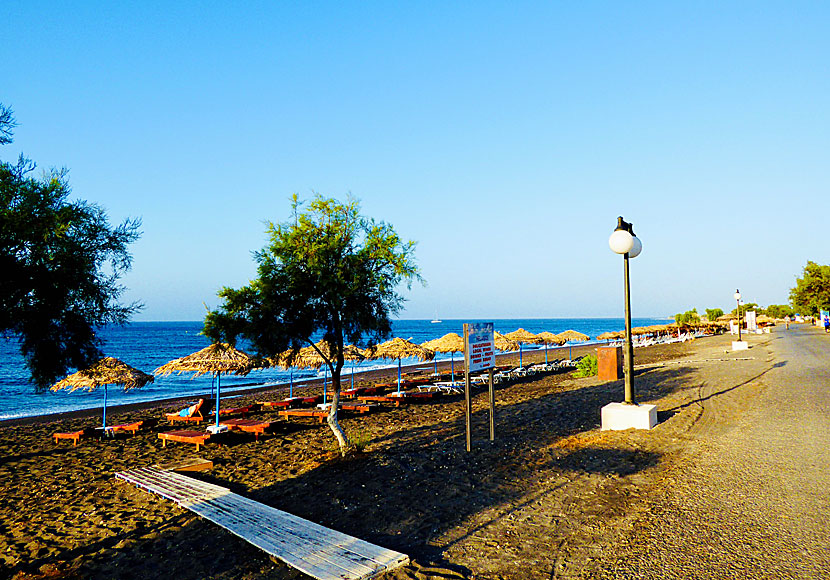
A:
326;365;349;456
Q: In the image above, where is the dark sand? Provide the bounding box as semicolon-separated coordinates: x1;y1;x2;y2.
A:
1;334;770;580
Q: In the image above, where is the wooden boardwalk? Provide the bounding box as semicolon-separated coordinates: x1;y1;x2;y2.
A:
116;467;408;580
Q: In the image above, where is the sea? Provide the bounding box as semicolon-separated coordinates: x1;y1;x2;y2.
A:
0;318;668;420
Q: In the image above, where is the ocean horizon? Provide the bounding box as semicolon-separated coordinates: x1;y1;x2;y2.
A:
0;317;668;420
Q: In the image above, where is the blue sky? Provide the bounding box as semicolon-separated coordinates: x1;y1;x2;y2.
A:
3;2;828;321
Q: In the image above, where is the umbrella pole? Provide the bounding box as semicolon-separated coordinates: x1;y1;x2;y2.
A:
519;343;523;368
103;383;108;429
397;359;402;393
569;344;572;360
451;354;455;382
351;364;355;388
323;366;328;401
215;372;221;429
545;344;548;364
289;370;294;398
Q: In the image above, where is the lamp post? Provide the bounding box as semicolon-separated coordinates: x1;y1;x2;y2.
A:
734;289;742;341
609;216;642;405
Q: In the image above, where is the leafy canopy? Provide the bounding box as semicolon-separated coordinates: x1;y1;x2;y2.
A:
204;194;420;366
705;308;724;322
0;104;141;388
789;261;830;316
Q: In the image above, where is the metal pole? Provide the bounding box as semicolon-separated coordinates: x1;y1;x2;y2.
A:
488;368;495;441
463;323;472;452
623;252;635;405
103;384;108;429
215;373;221;429
736;297;742;342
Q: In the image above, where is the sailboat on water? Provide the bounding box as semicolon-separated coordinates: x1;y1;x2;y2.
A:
430;310;442;324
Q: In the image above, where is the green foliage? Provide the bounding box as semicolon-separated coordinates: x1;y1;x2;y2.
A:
765;304;795;319
789;261;830;316
204;194;420;449
705;308;724;322
0;104;141;388
674;308;700;325
731;302;759;317
574;355;598;377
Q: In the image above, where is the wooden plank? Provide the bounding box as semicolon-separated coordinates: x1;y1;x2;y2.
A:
116;467;408;580
155;457;214;472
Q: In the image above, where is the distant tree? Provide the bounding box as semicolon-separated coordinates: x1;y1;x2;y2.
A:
674;308;700;325
0;104;142;388
790;261;830;316
731;302;759;317
204;194;420;454
705;308;724;322
765;304;795;319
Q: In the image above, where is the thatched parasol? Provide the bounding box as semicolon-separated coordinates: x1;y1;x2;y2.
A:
505;328;545;367
51;357;154;429
154;343;256;430
275;341;366;396
536;331;567;363
422;332;465;381
557;330;589;342
557;329;589;359
366;338;435;393
597;330;624;340
493;331;521;352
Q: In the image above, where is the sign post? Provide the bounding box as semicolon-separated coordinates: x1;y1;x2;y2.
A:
463;322;496;452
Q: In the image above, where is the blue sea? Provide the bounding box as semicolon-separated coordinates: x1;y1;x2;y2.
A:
0;318;668;420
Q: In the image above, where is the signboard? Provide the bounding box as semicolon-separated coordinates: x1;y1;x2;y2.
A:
746;310;757;332
465;322;495;372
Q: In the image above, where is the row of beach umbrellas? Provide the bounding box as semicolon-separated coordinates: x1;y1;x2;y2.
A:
48;328;590;428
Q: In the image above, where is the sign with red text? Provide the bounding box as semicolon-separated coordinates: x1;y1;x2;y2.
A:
464;322;495;372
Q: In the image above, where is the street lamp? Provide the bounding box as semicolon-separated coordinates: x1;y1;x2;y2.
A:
734;289;742;342
609;216;642;405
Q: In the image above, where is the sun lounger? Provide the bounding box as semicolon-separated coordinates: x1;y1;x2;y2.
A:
105;421;145;436
339;402;376;414
258;400;293;410
158;430;211;451
219;418;276;441
278;408;329;423
53;429;88;446
165;398;208;425
210;404;257;419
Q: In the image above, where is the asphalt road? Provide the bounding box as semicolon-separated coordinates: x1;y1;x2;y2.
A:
594;325;830;579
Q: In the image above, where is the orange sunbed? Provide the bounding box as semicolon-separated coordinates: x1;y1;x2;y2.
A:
158;430;211;451
219;418;276;441
165;399;207;425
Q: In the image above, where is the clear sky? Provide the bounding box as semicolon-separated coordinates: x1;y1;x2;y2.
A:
3;2;828;321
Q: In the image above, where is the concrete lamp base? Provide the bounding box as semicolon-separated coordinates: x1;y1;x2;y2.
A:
732;341;749;351
601;402;658;431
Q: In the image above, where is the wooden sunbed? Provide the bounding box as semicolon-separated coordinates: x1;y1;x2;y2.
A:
219;418;277;441
278;409;329;423
210;405;256;419
257;400;293;410
358;392;435;407
158;430;211;451
339;402;376;414
105;420;144;436
53;430;86;446
165;399;207;425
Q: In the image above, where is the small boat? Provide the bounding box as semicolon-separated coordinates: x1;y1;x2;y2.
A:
430;319;442;324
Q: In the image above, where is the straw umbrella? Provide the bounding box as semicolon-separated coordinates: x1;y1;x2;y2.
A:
154;343;256;430
493;331;521;353
557;330;589;359
536;331;566;363
422;332;465;382
365;338;435;393
51;357;154;429
597;330;624;341
276;341;365;398
505;328;545;367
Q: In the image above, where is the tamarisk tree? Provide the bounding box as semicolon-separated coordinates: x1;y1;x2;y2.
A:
0;104;141;388
204;194;420;453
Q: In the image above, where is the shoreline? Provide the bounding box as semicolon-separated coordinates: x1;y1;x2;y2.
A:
0;342;599;428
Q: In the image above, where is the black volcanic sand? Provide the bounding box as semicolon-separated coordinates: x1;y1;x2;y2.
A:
0;334;769;580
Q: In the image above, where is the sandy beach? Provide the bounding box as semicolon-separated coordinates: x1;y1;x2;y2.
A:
1;332;781;579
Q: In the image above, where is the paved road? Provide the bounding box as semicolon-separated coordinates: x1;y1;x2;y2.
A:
595;325;830;579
